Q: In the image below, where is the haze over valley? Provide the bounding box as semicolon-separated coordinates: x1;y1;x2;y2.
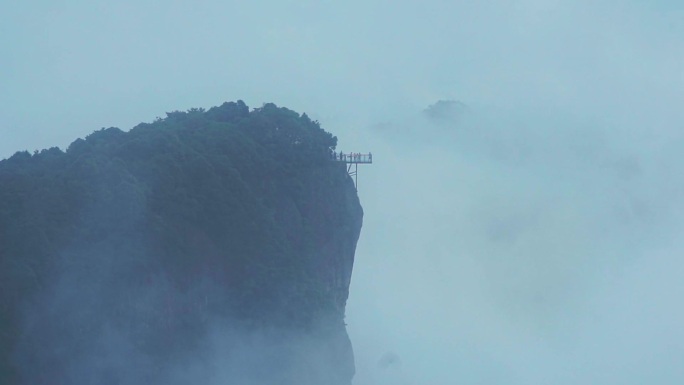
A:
3;1;684;384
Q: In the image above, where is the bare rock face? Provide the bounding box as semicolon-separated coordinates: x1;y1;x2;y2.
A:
0;102;363;385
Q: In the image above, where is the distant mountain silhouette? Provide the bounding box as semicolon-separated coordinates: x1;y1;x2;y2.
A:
423;100;469;124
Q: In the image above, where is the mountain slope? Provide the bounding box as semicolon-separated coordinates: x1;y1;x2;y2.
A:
0;101;363;385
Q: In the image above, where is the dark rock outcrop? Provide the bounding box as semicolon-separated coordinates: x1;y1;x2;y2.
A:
0;102;363;385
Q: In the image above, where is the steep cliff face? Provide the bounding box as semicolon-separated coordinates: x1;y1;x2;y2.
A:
0;102;363;385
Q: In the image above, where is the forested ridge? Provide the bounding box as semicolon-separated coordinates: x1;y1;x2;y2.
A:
0;101;363;384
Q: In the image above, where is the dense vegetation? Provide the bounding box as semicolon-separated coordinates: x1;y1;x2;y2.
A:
0;101;362;384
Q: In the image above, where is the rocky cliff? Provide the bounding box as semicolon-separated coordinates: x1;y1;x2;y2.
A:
0;101;363;385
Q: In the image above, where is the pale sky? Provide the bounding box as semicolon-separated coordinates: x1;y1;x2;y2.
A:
3;1;684;384
3;1;684;157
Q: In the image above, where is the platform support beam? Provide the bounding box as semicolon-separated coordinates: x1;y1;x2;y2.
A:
347;163;358;190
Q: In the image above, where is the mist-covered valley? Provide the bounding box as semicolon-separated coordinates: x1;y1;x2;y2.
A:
348;101;684;384
4;0;684;383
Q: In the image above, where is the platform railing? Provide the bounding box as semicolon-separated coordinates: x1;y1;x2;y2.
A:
331;152;373;164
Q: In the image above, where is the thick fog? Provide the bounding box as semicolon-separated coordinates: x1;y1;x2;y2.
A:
348;105;684;384
4;0;684;384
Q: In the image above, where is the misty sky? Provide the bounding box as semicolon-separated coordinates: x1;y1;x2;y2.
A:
3;0;684;157
3;1;684;384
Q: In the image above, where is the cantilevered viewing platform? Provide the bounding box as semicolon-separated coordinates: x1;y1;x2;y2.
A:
331;152;372;190
331;152;373;164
